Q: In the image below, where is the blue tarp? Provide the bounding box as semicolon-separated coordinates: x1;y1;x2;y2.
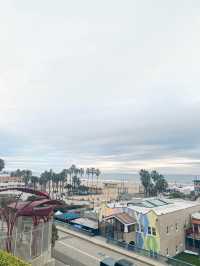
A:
55;212;80;222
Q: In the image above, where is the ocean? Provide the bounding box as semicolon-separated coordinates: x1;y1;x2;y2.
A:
102;173;197;185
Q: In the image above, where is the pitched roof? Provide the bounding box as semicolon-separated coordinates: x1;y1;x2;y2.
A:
104;212;137;225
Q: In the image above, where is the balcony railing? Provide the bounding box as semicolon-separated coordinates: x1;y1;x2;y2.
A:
186;228;200;240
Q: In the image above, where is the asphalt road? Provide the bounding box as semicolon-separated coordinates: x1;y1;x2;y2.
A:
55;260;68;266
53;230;146;266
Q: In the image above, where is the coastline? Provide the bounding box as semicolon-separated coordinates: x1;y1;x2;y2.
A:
100;173;196;185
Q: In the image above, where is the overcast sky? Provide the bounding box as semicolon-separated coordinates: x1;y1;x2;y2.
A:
0;0;200;175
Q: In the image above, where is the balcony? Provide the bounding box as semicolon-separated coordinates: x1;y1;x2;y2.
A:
186;228;200;240
185;228;200;253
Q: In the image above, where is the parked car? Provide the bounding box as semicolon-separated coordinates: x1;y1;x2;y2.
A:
100;257;115;266
115;259;134;266
100;257;134;266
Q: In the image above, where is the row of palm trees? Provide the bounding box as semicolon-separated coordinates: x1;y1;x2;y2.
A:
10;165;101;196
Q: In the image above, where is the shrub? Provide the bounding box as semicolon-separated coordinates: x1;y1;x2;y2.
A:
52;223;59;247
0;250;30;266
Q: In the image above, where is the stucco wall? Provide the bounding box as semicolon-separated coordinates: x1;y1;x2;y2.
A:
158;204;200;257
135;211;160;254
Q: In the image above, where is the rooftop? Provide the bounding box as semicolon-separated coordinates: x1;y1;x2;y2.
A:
192;212;200;220
107;198;200;216
127;198;200;215
71;217;98;229
105;212;137;225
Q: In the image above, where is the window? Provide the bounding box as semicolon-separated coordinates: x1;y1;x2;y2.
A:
166;226;169;234
148;226;151;235
152;227;156;236
141;224;144;233
176;245;178;253
166;248;169;256
129;224;135;233
136;224;140;232
176;223;178;231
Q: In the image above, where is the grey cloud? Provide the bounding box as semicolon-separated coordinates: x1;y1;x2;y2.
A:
0;0;200;174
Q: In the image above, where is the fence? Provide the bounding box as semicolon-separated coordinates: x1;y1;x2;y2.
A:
0;221;52;262
55;219;95;236
106;238;194;266
55;219;194;266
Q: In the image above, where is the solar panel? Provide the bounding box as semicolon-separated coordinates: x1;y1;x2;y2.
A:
143;199;170;208
145;200;158;207
142;201;155;208
150;199;166;206
158;198;171;204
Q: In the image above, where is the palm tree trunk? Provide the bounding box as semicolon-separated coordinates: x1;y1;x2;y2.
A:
49;180;51;195
87;173;89;190
96;176;98;194
91;173;94;193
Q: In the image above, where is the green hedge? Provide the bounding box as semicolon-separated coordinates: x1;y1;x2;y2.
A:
0;250;30;266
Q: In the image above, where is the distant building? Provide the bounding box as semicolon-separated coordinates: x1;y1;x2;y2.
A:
185;212;200;253
0;175;22;182
103;181;143;202
100;198;200;257
67;181;143;205
0;175;23;189
194;177;200;195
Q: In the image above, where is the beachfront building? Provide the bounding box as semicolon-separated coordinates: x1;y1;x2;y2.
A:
194;177;200;195
103;181;143;202
0;174;24;189
185;212;200;253
99;198;200;257
67;181;143;206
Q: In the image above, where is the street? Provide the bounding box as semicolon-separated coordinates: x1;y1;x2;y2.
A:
53;230;146;266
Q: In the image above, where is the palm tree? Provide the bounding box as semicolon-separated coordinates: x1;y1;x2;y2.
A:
90;168;96;193
39;177;43;191
40;172;48;192
139;169;151;197
65;183;72;195
60;169;68;194
48;169;54;195
64;169;71;195
68;165;76;194
51;171;57;194
69;164;78;194
22;170;32;187
80;168;84;179
74;167;80;193
55;173;60;194
72;176;77;193
30;176;39;190
40;171;49;192
40;171;51;194
0;159;5;172
86;168;90;191
95;169;101;194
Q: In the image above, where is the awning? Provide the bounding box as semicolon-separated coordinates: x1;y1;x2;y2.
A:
71;218;98;230
55;212;80;221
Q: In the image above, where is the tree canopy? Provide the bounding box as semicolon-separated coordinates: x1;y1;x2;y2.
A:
0;158;5;172
139;169;168;197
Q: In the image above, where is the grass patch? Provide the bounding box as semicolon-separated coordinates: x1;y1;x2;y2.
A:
0;250;30;266
174;252;200;266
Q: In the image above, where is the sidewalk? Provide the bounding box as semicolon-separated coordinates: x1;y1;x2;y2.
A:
56;225;167;266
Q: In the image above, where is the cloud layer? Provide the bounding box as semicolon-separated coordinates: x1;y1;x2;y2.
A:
0;0;200;174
